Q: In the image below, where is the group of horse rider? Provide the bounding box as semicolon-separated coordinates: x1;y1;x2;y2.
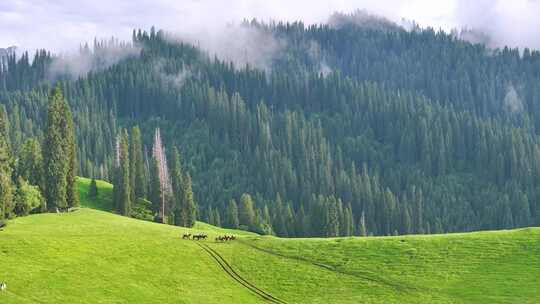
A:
181;233;236;242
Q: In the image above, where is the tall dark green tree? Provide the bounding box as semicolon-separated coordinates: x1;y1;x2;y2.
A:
170;146;184;226
0;106;12;220
149;157;162;217
181;173;197;227
226;199;239;229
130;126;146;199
17;138;43;188
43;87;70;212
239;193;256;229
88;178;98;199
62;99;79;208
325;196;340;237
115;129;131;216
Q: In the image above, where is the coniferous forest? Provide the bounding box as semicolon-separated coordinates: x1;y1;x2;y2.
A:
2;16;540;237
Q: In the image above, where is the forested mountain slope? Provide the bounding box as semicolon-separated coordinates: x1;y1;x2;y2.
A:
2;17;540;236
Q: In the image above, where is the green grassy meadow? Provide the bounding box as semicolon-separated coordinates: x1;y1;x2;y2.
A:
0;179;538;303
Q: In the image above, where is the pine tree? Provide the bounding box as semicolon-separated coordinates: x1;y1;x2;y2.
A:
130;126;146;199
117;129;131;216
62;98;79;208
0;106;12;220
181;173;197;227
402;205;412;235
43;87;69;212
226;199;239;229
325;196;340;237
88;178;98;199
149;157;161;219
170;146;184;226
112;135;121;211
342;203;354;236
206;205;215;225
239;193;256;229
213;208;222;227
17;138;43;188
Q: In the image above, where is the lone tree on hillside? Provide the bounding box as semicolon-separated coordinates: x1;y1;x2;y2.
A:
63;97;79;209
43;87;77;212
88;178;98;199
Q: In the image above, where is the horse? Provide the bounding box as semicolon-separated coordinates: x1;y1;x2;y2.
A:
215;235;235;242
192;234;207;241
0;282;6;291
182;233;191;240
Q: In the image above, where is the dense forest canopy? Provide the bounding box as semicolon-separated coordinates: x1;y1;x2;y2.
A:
2;15;540;236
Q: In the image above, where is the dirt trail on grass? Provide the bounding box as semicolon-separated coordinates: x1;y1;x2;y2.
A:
237;239;415;293
197;243;287;304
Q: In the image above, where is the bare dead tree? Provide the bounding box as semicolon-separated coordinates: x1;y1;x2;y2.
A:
114;135;120;168
152;128;172;223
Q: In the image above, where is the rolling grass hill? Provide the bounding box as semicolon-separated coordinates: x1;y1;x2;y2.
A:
0;179;539;303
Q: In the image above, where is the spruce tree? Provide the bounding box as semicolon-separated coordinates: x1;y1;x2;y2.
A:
17;138;43;188
181;173;197;227
226;199;239;229
149;157;162;218
0;106;12;220
117;129;131;216
239;193;256;228
88;178;98;199
170;146;184;226
112;135;121;211
325;196;340;237
213;209;221;227
62;99;79;208
130;126;146;199
43;87;69;212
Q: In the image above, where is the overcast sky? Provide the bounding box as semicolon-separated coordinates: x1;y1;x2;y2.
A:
1;0;540;53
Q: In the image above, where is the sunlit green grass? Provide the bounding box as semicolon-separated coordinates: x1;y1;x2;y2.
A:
0;178;538;303
228;230;540;303
76;177;114;211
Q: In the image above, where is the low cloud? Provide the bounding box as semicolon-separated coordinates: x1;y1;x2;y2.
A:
503;83;524;113
453;0;540;50
151;58;193;89
1;1;540;60
306;40;332;77
168;22;287;71
328;10;403;32
48;40;140;80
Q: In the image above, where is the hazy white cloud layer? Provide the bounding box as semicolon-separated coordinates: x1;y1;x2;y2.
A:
1;0;540;53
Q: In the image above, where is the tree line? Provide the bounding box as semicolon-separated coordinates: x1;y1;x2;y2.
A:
1;87;77;226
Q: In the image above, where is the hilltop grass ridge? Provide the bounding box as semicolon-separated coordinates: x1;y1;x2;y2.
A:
0;178;538;303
